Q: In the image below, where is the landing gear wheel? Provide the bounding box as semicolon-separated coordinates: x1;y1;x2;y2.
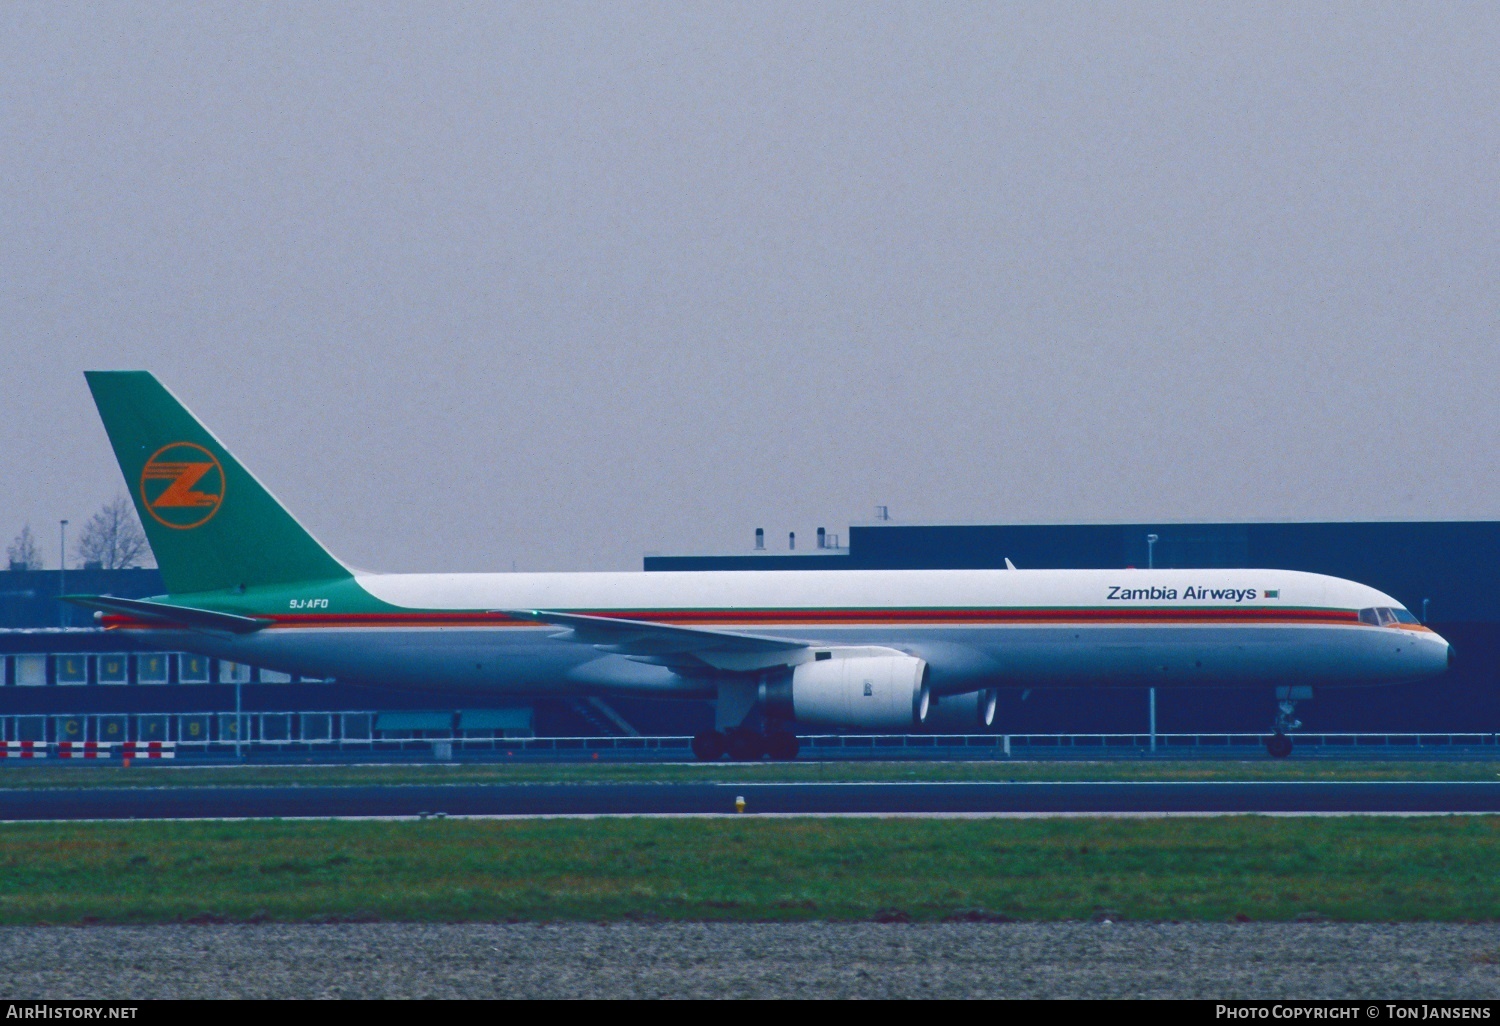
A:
725;728;766;761
691;730;726;761
1266;732;1294;759
765;730;800;761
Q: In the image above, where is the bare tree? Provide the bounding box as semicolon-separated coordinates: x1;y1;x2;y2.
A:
76;496;153;569
6;525;43;570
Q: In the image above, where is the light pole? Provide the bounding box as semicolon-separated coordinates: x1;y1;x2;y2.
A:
1149;685;1157;753
235;673;242;762
58;520;68;628
1145;532;1159;753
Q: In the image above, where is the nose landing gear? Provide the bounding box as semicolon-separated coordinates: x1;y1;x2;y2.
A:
1266;731;1294;759
1266;686;1312;758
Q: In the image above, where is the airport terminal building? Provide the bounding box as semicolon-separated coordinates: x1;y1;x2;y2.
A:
2;521;1496;746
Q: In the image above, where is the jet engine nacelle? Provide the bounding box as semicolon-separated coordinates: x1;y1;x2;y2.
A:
922;688;998;732
764;652;930;729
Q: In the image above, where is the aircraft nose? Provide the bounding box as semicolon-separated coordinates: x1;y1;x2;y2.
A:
1411;628;1453;677
1425;631;1454;675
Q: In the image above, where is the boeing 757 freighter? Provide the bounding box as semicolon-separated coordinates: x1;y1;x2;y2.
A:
70;372;1451;759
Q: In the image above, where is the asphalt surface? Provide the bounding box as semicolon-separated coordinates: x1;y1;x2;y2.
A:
4;922;1499;998
3;781;1500;819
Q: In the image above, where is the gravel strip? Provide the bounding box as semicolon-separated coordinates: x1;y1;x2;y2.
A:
1;922;1497;999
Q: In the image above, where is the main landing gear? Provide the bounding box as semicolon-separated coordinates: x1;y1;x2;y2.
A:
1265;732;1294;759
691;727;800;762
1265;686;1311;759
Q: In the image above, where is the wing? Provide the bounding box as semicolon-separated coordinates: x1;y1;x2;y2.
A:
64;594;271;634
500;608;809;673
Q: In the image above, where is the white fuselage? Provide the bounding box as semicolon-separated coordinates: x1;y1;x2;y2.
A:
128;567;1452;701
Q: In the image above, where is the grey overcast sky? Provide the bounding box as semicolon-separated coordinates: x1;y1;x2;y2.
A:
2;2;1497;573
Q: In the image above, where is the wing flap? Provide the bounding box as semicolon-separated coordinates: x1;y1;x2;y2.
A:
500;608;808;671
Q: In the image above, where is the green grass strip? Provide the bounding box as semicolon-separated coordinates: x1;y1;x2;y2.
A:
3;759;1500;789
1;816;1497;924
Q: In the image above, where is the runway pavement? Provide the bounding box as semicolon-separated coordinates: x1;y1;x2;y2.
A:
3;780;1500;819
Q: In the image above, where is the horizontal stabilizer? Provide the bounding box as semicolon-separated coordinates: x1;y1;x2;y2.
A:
63;594;270;634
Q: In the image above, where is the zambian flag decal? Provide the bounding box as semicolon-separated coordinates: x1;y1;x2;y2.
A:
1264;589;1280;599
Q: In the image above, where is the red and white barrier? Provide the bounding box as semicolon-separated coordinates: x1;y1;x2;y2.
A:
120;741;175;760
55;741;109;759
0;741;178;760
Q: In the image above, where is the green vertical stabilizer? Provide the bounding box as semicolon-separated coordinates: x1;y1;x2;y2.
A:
85;371;351;596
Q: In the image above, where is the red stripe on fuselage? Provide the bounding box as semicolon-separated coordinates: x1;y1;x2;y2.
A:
100;606;1364;631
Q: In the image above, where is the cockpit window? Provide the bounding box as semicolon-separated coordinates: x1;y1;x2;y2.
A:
1360;606;1419;626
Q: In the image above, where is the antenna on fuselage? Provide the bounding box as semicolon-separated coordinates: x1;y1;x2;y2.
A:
1004;558;1017;570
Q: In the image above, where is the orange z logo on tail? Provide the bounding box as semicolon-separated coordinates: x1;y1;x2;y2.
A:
140;443;225;529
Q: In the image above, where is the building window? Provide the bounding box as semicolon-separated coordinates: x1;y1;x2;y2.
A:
179;715;211;742
217;714;245;742
300;713;332;741
56;655;88;686
137;654;169;685
219;661;251;684
259;669;293;684
97;654;128;685
178;654;210;684
15;655;46;687
135;715;170;742
341;712;373;740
